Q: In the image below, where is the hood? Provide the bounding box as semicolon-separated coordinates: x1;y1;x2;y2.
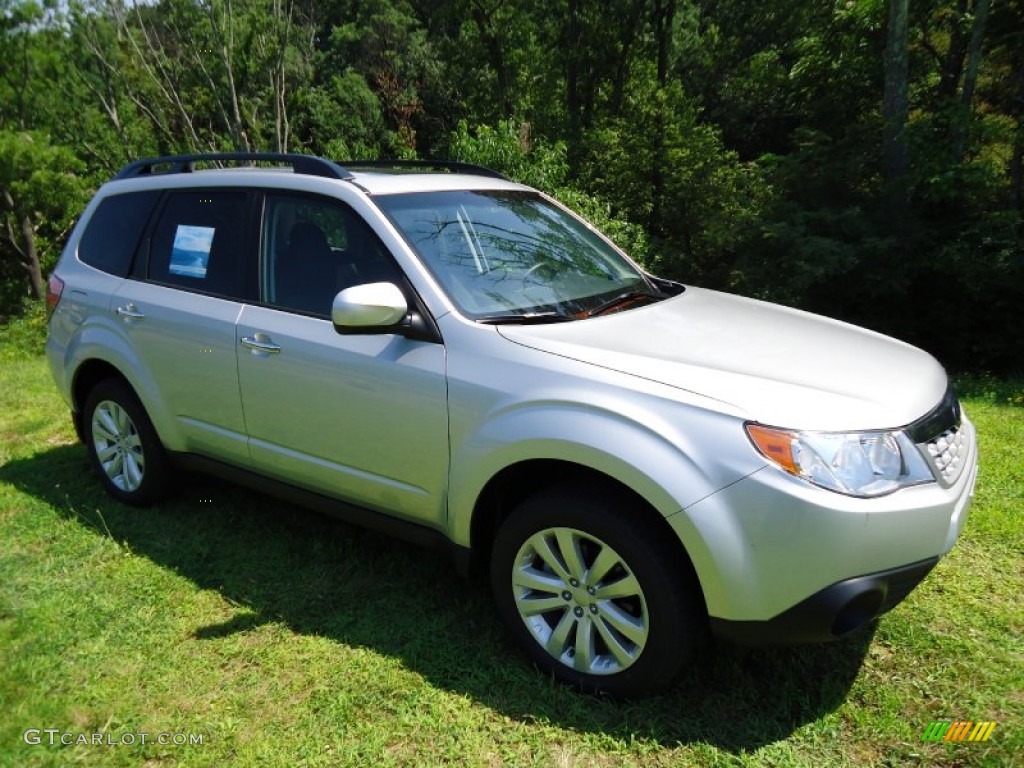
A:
497;287;948;431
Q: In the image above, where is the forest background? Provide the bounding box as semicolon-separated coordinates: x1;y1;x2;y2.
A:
1;0;1021;374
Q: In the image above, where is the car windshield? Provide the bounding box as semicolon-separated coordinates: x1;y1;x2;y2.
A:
375;190;653;320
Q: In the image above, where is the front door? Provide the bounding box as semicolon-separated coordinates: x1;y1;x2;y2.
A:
236;191;448;526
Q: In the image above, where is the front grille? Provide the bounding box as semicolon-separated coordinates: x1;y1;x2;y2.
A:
906;384;968;487
923;423;967;485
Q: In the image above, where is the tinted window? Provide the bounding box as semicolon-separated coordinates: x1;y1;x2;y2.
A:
261;193;402;316
78;191;161;277
149;190;248;299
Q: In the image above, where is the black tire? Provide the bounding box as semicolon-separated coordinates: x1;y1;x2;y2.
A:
83;378;171;506
490;483;706;697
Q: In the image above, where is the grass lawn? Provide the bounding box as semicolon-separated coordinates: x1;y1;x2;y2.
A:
1;342;1021;767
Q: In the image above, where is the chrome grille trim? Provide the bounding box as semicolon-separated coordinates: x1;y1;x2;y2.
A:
922;423;967;486
906;384;968;487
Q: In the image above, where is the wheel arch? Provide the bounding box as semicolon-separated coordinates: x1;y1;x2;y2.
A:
71;359;129;436
467;459;706;615
64;328;183;451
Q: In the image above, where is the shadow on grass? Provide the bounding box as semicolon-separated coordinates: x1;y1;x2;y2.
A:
1;444;876;752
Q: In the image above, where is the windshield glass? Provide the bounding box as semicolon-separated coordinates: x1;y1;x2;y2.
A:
375;190;651;319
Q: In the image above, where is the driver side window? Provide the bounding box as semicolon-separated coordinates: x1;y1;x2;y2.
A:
261;194;402;317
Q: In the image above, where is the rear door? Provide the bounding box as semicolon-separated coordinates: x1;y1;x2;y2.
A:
235;191;449;526
110;188;254;463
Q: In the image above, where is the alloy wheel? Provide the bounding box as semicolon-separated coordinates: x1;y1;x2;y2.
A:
91;400;145;492
511;527;649;675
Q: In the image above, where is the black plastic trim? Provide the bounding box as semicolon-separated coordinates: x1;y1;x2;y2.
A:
170;452;470;575
709;557;940;645
114;153;353;181
905;383;961;443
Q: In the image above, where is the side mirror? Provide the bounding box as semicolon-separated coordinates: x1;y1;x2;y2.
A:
332;282;408;332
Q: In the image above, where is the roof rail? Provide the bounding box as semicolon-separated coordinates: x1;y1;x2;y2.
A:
340;159;510;180
113;152;352;181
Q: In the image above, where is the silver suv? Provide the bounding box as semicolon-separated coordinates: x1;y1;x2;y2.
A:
46;153;978;696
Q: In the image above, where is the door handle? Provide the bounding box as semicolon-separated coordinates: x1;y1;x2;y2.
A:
115;303;145;320
241;334;282;355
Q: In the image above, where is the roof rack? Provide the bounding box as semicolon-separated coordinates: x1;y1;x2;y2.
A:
340;159;510;180
113;152;352;181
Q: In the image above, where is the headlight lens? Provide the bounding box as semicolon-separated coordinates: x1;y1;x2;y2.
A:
745;423;934;497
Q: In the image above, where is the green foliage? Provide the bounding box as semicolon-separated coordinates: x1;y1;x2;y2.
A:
449;119;568;193
956;373;1024;407
327;0;449;155
0;0;1020;372
0;298;46;358
295;72;392;159
0;130;89;305
582;81;767;285
449;120;652;264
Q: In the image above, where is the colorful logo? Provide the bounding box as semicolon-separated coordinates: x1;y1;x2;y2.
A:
921;721;997;742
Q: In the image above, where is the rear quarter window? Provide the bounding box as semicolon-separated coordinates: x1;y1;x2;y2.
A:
77;191;161;277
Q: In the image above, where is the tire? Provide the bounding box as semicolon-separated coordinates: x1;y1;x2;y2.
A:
83;378;171;506
490;483;706;697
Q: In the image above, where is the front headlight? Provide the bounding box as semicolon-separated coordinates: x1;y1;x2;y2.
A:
745;423;934;497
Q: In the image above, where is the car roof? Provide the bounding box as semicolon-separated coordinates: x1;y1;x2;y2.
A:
347;171;530;196
105;153;534;197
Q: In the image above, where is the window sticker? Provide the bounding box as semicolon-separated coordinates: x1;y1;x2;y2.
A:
169;225;215;278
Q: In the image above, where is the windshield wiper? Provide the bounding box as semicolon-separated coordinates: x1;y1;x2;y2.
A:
585;289;663;317
475;311;575;325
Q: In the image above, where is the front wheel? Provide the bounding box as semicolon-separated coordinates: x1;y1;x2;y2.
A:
490;484;706;697
83;378;171;506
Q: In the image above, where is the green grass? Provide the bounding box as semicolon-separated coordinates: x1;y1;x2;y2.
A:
1;345;1021;767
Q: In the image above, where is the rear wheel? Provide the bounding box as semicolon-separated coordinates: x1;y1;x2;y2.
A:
83;378;171;506
490;484;706;697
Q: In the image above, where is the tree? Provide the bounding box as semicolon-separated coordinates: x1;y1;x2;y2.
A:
91;0;315;154
583;81;765;285
449;119;652;261
0;132;87;302
0;0;45;131
327;0;446;155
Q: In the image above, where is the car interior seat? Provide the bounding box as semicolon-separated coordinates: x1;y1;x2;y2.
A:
277;221;337;314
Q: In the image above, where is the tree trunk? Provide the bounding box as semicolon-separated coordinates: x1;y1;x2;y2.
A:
1013;121;1023;214
883;0;910;211
610;0;645;117
565;0;584;144
953;0;991;159
3;211;43;300
213;1;250;153
471;0;514;120
651;0;676;237
2;184;43;300
938;0;969;102
1011;62;1024;215
20;213;43;300
654;0;676;87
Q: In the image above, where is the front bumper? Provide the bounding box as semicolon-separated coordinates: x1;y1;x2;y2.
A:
667;412;977;632
709;557;939;644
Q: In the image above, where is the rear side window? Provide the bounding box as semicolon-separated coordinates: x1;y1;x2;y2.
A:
77;191;161;277
148;190;248;299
